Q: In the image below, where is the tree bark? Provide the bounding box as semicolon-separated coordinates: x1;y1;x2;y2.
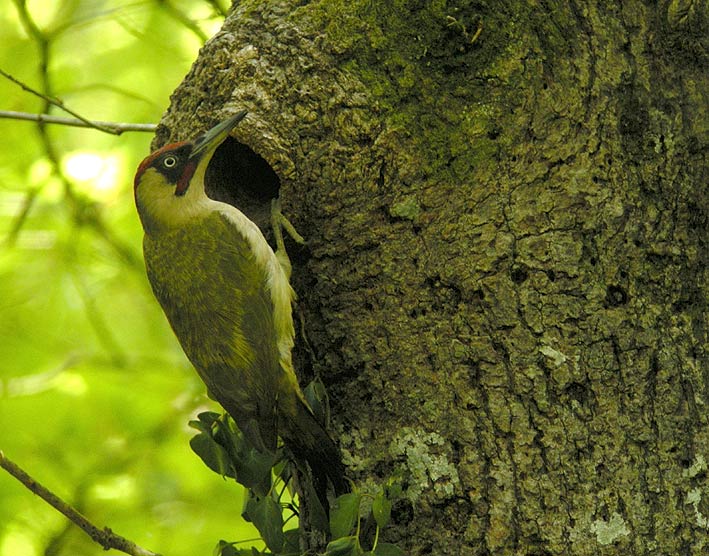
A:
153;1;708;554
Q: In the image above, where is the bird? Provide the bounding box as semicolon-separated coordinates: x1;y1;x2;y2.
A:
133;111;348;502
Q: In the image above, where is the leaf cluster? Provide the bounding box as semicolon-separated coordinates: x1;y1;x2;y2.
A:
324;486;403;556
189;411;404;556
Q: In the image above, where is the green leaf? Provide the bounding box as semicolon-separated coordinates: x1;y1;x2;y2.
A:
303;377;330;424
215;416;274;495
190;431;234;478
189;412;223;437
324;535;361;556
329;492;361;539
246;495;284;553
190;412;274;494
283;528;301;553
385;480;403;499
242;493;257;523
373;543;405;556
214;540;236;556
371;491;392;529
188;419;210;435
213;540;261;556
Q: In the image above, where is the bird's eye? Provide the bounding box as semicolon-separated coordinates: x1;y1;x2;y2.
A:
163;156;177;168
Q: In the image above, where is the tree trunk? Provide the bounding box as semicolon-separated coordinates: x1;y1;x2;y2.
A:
153;1;708;554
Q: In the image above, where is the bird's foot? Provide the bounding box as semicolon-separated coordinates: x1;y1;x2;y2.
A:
271;198;305;279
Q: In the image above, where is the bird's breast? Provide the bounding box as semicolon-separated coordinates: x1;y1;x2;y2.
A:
142;212;279;380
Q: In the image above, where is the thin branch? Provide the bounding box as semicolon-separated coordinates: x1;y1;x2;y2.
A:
11;0;52;121
71;270;129;366
204;0;230;18
0;451;160;556
82;210;144;270
0;110;156;133
8;2;145;268
4;186;41;247
159;0;209;43
0;70;153;135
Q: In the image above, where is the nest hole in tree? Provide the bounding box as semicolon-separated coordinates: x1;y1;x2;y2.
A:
204;137;281;235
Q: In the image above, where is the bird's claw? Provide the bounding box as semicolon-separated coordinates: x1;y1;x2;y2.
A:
271;198;305;279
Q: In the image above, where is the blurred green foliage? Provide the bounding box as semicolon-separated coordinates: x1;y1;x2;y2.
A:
0;1;269;555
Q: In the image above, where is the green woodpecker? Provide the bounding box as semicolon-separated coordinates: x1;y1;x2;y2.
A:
133;111;347;497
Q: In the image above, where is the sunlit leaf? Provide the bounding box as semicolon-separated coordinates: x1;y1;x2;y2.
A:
190;428;235;478
324;535;361;556
372;490;392;529
329;492;361;539
244;495;284;553
372;543;405;556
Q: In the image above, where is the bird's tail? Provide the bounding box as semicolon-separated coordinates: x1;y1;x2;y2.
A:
282;398;349;502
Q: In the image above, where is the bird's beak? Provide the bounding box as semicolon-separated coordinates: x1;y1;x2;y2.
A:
189;110;248;162
174;110;248;196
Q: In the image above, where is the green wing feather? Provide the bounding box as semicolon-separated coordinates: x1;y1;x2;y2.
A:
144;211;281;452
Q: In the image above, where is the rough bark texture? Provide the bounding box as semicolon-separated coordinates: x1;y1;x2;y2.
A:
153;1;708;554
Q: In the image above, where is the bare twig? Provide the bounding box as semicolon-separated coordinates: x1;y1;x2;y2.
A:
8;1;144;269
71;270;128;366
0;451;160;556
0;69;149;135
0;110;156;133
204;0;229;18
4;186;41;247
160;0;209;42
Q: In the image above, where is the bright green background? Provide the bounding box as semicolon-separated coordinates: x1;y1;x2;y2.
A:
0;2;260;554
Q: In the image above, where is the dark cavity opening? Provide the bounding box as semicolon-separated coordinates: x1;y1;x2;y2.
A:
204;137;281;233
